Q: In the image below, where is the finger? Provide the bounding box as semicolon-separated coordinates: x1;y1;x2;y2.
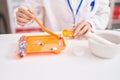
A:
17;21;26;26
72;25;77;30
72;26;77;34
88;27;92;32
18;7;34;18
77;25;89;36
16;16;30;23
74;22;86;36
16;11;32;20
81;22;92;34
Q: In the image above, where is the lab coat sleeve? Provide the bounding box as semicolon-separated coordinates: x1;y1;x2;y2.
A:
21;0;43;15
86;0;110;30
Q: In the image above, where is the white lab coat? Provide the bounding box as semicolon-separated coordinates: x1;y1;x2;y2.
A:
22;0;110;31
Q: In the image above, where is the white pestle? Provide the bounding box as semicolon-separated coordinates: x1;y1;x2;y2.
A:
86;32;115;45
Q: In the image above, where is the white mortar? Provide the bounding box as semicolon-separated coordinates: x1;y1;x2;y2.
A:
88;31;120;59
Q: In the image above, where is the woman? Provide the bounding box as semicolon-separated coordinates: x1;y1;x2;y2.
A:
16;0;110;38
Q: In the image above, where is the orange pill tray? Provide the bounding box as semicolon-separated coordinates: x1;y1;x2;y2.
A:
18;35;66;57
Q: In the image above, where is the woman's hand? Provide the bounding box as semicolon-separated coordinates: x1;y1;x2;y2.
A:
73;21;92;39
16;7;34;26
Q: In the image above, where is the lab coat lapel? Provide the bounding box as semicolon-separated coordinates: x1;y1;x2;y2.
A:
80;0;98;18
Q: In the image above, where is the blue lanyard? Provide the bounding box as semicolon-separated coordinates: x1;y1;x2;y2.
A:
67;0;83;24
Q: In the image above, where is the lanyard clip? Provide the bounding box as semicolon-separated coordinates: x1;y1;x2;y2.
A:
90;0;95;11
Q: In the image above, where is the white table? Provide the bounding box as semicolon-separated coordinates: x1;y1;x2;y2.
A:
0;31;120;80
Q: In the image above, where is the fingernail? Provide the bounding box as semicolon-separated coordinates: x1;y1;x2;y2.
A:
74;31;77;36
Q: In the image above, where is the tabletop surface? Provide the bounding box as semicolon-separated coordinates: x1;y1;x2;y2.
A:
0;30;120;80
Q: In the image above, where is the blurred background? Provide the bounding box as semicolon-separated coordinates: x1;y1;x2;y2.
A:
0;0;120;34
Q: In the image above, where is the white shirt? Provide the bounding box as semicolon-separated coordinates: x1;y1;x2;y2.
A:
71;0;80;14
21;0;110;32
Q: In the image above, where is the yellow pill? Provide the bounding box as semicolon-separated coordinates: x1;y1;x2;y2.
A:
62;29;74;37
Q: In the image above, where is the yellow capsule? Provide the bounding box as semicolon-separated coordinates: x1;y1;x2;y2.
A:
62;29;74;37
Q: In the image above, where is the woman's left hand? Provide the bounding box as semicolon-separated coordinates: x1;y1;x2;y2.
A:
73;21;92;39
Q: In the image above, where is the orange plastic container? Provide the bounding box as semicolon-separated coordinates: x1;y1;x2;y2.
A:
18;8;66;57
18;35;66;57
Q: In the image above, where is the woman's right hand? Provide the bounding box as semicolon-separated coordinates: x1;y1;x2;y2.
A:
16;7;34;26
